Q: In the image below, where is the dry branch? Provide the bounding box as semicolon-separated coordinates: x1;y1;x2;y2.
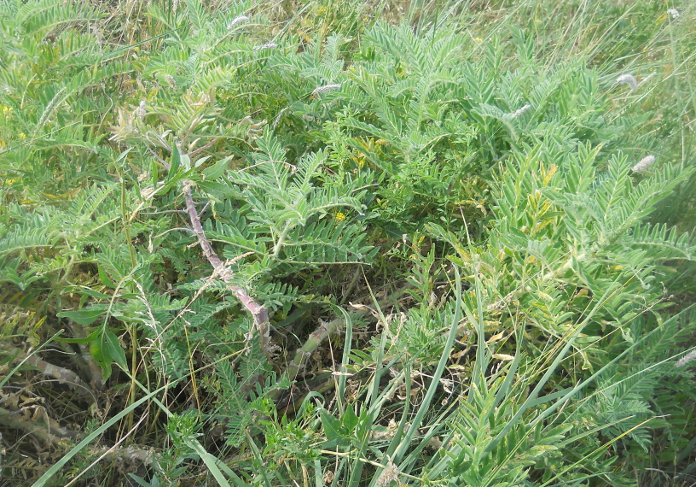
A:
182;180;272;357
0;406;79;445
1;343;95;400
285;318;341;381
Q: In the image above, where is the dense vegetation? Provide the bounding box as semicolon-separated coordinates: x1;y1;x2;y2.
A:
1;0;695;485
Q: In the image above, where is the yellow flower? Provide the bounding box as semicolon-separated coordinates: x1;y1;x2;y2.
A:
335;212;346;222
18;133;26;139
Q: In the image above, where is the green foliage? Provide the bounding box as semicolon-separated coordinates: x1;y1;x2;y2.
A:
0;0;695;486
214;131;375;267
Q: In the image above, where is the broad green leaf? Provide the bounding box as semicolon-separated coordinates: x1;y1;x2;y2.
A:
58;305;109;326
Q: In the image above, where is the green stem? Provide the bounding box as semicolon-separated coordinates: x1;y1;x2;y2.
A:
273;221;292;258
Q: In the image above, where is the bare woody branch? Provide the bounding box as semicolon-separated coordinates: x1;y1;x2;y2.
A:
1;343;96;400
182;180;271;356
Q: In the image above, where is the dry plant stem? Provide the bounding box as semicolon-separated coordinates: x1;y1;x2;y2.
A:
281;293;400;385
90;443;158;465
27;305;103;390
64;413;150;487
182;181;271;356
285;318;341;382
188;137;221;157
269;302;387;404
1;344;95;401
0;406;78;445
51;339;94;386
268;315;351;403
0;408;155;468
66;323;104;390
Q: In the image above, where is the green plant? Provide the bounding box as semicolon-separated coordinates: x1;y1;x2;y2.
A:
1;0;695;486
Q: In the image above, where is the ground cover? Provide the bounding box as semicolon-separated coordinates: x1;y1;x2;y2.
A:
0;1;695;485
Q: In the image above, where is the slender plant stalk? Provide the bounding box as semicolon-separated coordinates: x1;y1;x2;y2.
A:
182;180;271;357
